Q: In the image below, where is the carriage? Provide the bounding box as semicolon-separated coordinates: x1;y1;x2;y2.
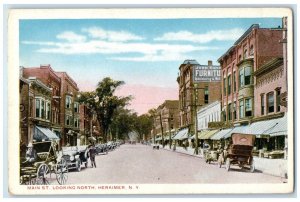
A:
20;141;68;185
225;133;256;172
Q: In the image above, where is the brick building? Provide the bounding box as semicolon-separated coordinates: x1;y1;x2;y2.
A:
217;24;283;126
23;65;62;138
177;60;221;136
55;72;80;146
153;100;180;144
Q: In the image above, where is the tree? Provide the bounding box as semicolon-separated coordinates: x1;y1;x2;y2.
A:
78;77;131;142
134;114;153;141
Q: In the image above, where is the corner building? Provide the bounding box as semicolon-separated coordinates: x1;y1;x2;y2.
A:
177;60;221;136
217;24;283;125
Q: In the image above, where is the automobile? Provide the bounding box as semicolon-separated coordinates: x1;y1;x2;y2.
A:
95;144;108;155
61;145;88;172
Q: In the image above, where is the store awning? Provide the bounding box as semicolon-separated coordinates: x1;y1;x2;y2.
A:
210;128;233;140
247;114;287;137
172;128;189;140
223;125;250;139
155;137;162;141
34;126;60;141
201;129;219;139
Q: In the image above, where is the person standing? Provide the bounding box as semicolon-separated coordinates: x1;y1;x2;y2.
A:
89;143;97;168
25;142;37;163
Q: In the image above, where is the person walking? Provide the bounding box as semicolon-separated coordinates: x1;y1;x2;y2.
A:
89;143;97;168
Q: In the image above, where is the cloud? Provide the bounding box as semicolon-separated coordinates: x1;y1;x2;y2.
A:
21;27;219;62
82;27;144;42
56;31;86;42
154;28;245;43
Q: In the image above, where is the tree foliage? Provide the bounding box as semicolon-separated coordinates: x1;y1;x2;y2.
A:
78;77;131;142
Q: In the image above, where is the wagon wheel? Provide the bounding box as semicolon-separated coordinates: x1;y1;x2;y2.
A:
249;158;255;173
55;159;68;185
36;164;50;185
225;158;230;171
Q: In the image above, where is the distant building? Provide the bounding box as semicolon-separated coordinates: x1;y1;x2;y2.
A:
153;100;180;144
177;60;221;136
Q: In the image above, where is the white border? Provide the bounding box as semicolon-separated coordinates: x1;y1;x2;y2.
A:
7;8;294;195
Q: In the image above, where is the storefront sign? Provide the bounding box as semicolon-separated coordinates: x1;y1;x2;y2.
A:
193;65;221;82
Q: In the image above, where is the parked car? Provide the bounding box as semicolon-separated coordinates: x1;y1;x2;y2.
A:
61;145;88;172
95;144;108;155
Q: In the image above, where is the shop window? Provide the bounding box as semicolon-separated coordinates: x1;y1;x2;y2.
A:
276;88;281;112
227;75;231;95
261;94;265;115
245;98;252;117
204;86;209;104
239;100;244;119
267;92;275;113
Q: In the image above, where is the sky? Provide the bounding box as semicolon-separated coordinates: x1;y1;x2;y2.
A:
19;18;282;115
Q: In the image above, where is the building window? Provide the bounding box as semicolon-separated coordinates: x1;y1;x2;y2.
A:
223;78;226;96
227;75;231;95
222;110;226;121
244;66;251;85
66;95;72;109
239;68;244;87
238;55;242;62
74;102;79;113
250;45;254;56
233;102;237;120
239;66;252;88
74;118;79;128
233;71;236;92
261;94;265;115
66;115;71;126
239;100;244;119
35;99;40;118
228;103;232;121
204;86;209;104
46;102;51;120
245;98;252;117
267;92;275;113
276;88;281;112
41;100;45;119
243;49;248;59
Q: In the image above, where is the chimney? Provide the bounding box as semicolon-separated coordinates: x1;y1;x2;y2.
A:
208;60;212;66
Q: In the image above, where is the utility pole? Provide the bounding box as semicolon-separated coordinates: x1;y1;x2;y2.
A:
168;117;172;149
159;113;164;148
194;83;199;155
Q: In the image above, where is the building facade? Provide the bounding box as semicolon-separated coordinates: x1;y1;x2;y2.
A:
153;100;180;143
55;72;80;146
217;24;283;126
177;60;221;136
23;65;62;139
197;100;221;131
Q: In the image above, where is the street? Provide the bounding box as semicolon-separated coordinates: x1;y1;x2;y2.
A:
58;144;284;184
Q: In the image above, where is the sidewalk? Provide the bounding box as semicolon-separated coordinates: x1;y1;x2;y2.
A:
155;144;288;178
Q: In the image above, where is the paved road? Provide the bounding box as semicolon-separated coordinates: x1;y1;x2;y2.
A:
57;144;284;184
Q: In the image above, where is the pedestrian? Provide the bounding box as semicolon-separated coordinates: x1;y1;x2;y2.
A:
25;142;37;163
89;143;97;168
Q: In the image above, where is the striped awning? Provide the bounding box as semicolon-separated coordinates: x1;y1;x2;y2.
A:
34;126;60;141
172;128;189;140
210;128;233;140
